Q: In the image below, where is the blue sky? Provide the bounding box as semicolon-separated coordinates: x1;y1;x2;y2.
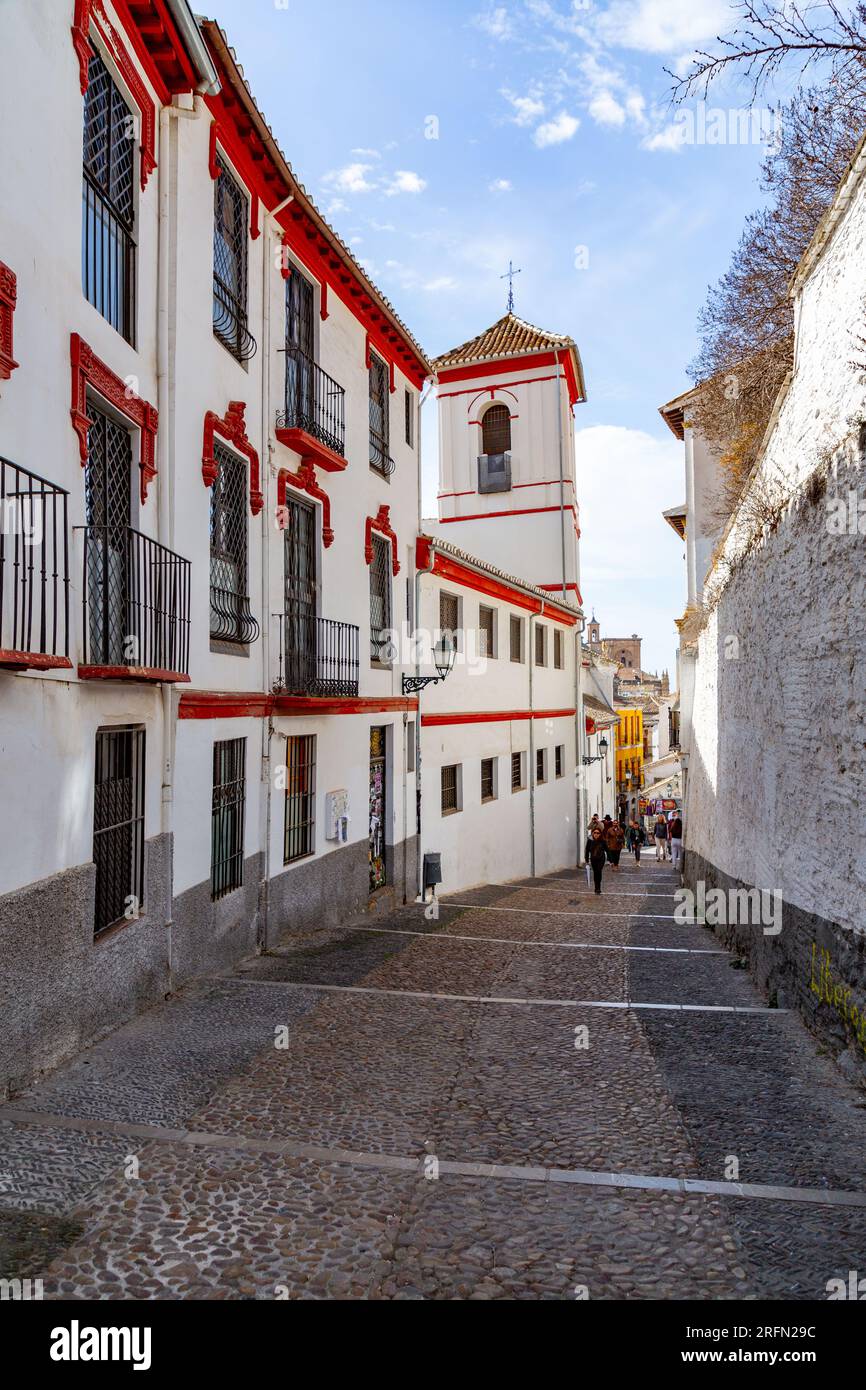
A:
210;0;778;676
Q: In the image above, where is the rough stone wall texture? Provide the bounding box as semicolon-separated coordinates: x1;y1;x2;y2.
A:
0;834;172;1099
685;167;866;1079
170;851;264;987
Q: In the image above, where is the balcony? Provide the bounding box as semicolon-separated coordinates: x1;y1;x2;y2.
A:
273;613;359;698
213;275;257;364
80;526;190;683
276;348;347;473
0;457;72;672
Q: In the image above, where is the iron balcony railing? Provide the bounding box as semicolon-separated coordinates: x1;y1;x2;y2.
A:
213;275;257;363
82;525;190;675
273;613;360;698
0;457;70;662
277;347;346;460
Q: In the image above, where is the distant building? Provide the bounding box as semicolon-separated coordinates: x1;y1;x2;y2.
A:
586;614;670;696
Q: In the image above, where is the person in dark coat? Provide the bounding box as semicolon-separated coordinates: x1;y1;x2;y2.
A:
585;825;607;895
628;817;645;863
605;819;625;871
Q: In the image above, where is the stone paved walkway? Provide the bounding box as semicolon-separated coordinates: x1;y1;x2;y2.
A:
2;857;866;1300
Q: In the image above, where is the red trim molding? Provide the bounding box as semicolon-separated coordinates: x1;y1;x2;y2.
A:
202;402;263;516
73;2;157;191
275;424;347;474
365;505;400;575
416;537;579;626
78;665;190;684
0;262;19;382
277;464;334;547
274;695;417;716
179;691;418;719
437;349;583;408
440;504;578;526
422;708;576;727
70;333;159;504
0;650;72;673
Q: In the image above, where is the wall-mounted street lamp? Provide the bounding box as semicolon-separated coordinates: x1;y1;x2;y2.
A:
402;633;457;696
582;735;609;766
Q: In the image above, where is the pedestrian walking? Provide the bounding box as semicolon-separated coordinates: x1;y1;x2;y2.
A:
654;813;669;861
669;813;683;871
605;818;625;871
585;825;607;895
629;817;645;864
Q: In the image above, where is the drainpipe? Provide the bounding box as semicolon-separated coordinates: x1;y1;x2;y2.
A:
528;601;545;878
164;0;221;95
553;349;569;603
156;96;205;977
414;536;436;899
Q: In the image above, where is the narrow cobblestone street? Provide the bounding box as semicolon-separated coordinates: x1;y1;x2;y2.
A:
2;856;866;1301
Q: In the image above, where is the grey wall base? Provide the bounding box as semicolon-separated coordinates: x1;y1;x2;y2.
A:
0;833;173;1100
171;851;264;986
684;850;866;1088
265;834;418;948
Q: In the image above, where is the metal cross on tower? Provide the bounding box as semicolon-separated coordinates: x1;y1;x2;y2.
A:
501;260;522;313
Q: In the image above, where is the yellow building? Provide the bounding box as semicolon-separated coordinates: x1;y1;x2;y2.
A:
615;707;644;806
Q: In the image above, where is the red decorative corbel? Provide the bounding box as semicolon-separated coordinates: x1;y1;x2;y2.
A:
250;195;260;241
365;505;400;576
277;462;334;547
202;402;263;516
0;262;19;383
70;333;158;504
208;122;221;179
320;280;329;321
71;0;97;94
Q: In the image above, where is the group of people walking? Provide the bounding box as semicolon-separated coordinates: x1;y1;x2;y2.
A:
583;810;683;896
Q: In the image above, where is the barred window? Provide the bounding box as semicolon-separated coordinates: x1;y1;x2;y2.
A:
82;48;136;343
510;614;523;663
93;726;145;938
211;738;246;899
441;764;460;814
405;388;414;447
511;751;524;792
369;353;391;474
285;735;316;863
536;748;547;784
481;757;496;803
369;533;392;663
555;745;564;778
440;592;459;644
554;629;564;669
479;605;496;658
210;442;257;645
482;403;511;455
535;624;547;666
213;157;255;361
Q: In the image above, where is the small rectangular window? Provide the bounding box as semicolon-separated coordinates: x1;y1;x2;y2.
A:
210;442;256;645
535;624;547;667
555;745;564;778
405;388;414;447
212;738;246;899
213;157;254;361
407;720;416;774
481;757;496;803
285;734;316;863
510;615;523;663
511;751;525;792
82;49;137;344
479;605;496;658
440;592;459;643
441;764;461;814
369;354;391;474
93;726;145;938
554;629;564;669
536;748;547;784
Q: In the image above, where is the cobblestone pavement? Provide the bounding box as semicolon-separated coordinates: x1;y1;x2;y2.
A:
2;857;866;1300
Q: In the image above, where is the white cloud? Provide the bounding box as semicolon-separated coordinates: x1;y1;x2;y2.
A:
534;111;580;147
473;5;515;40
588;91;626;127
351;147;381;159
423;276;459;292
641;121;688;153
596;0;731;55
489;178;513;193
502;89;546;127
385;170;427;196
323;162;376;195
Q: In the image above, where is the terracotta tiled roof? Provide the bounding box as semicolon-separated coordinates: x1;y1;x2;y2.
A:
433;313;576;369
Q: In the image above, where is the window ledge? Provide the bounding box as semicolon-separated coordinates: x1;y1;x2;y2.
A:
78;665;191;685
0;650;73;673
